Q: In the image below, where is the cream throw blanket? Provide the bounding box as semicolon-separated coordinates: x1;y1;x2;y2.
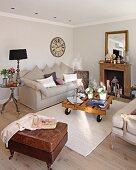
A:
1;113;55;147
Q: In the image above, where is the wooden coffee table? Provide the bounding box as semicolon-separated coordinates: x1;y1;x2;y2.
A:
62;95;114;122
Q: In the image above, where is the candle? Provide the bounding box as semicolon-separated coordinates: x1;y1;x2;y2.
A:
106;80;111;93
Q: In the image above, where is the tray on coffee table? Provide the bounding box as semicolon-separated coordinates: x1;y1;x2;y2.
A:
62;95;114;122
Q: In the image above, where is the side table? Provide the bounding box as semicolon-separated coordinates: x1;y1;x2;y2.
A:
0;85;20;114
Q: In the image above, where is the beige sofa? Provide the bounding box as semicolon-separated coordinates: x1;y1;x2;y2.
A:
112;98;136;147
19;62;78;111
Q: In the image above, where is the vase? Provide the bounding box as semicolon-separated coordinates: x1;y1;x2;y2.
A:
8;74;14;82
88;93;93;99
2;78;7;86
99;93;107;100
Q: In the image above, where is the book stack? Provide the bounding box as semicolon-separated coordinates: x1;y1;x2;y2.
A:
87;99;107;108
32;116;57;129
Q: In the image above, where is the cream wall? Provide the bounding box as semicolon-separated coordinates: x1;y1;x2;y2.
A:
74;19;136;85
0;16;73;102
1;15;136;102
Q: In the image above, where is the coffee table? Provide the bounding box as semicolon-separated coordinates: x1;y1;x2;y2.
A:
62;95;114;122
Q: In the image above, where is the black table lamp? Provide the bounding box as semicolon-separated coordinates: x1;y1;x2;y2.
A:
9;49;27;84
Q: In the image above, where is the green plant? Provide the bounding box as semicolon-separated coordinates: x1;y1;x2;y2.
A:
97;86;106;94
85;87;93;94
0;69;8;77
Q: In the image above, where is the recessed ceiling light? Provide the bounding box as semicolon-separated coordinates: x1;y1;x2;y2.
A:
10;7;15;10
35;12;38;15
53;17;57;19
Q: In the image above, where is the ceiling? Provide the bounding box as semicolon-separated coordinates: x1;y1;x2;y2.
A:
0;0;136;27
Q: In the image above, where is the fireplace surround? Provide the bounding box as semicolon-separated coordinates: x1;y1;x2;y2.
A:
99;61;131;97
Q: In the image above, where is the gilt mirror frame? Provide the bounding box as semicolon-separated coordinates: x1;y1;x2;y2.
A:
105;30;128;56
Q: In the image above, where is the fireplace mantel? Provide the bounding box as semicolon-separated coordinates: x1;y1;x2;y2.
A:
99;61;131;97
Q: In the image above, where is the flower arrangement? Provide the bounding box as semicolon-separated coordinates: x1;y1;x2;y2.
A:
97;86;106;94
0;68;15;77
85;87;93;94
7;67;16;75
97;84;107;100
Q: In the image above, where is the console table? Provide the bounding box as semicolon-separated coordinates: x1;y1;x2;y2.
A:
0;85;20;114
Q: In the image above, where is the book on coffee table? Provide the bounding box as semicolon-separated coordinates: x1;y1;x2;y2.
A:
67;96;83;104
87;99;107;108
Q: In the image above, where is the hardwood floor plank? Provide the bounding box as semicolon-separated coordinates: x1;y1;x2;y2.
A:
0;102;136;170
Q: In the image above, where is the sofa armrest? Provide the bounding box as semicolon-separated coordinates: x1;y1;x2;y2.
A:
21;78;43;91
121;113;136;121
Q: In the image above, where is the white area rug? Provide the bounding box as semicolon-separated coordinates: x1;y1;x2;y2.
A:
37;100;126;157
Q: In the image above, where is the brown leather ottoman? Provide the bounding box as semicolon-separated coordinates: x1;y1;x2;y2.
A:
8;122;68;170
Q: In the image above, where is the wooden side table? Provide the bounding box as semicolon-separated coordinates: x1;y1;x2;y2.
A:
74;70;89;89
0;85;20;114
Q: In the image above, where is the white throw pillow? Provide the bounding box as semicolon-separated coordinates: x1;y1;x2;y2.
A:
63;73;77;83
37;75;56;88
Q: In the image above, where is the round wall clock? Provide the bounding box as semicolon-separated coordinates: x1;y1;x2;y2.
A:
50;37;66;57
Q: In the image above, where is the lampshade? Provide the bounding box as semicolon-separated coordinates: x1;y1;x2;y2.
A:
9;49;27;60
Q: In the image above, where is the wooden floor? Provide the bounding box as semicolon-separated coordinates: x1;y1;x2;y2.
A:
0;102;136;170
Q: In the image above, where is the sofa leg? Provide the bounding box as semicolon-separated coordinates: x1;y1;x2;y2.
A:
111;133;116;150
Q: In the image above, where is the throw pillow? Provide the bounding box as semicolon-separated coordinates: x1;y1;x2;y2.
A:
63;73;77;83
51;63;63;79
42;65;52;74
55;78;65;85
60;62;73;74
36;75;56;88
44;72;57;81
130;108;136;115
24;66;44;80
20;70;29;78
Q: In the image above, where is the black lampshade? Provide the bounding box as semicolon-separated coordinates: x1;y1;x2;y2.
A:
9;49;27;60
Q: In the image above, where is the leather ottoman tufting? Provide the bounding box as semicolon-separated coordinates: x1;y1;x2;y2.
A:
8;122;68;170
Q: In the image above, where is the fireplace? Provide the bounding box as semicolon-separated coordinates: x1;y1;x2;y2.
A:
99;61;131;97
105;70;124;95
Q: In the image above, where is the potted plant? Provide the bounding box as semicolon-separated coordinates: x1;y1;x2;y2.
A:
97;86;107;100
0;69;8;86
85;87;94;99
0;69;8;78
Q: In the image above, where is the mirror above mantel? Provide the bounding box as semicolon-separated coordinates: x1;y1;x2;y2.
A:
105;30;128;59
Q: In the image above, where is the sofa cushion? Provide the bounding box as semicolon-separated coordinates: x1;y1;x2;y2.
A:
24;66;44;80
63;73;77;83
40;81;77;98
51;63;63;79
60;62;73;74
130;108;136;115
55;78;65;85
37;76;56;88
127;119;136;136
20;70;29;78
42;65;52;74
112;98;136;129
44;72;57;81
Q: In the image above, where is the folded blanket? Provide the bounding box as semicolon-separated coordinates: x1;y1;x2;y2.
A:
1;113;57;147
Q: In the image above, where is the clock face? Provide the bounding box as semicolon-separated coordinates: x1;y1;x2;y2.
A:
50;37;66;57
